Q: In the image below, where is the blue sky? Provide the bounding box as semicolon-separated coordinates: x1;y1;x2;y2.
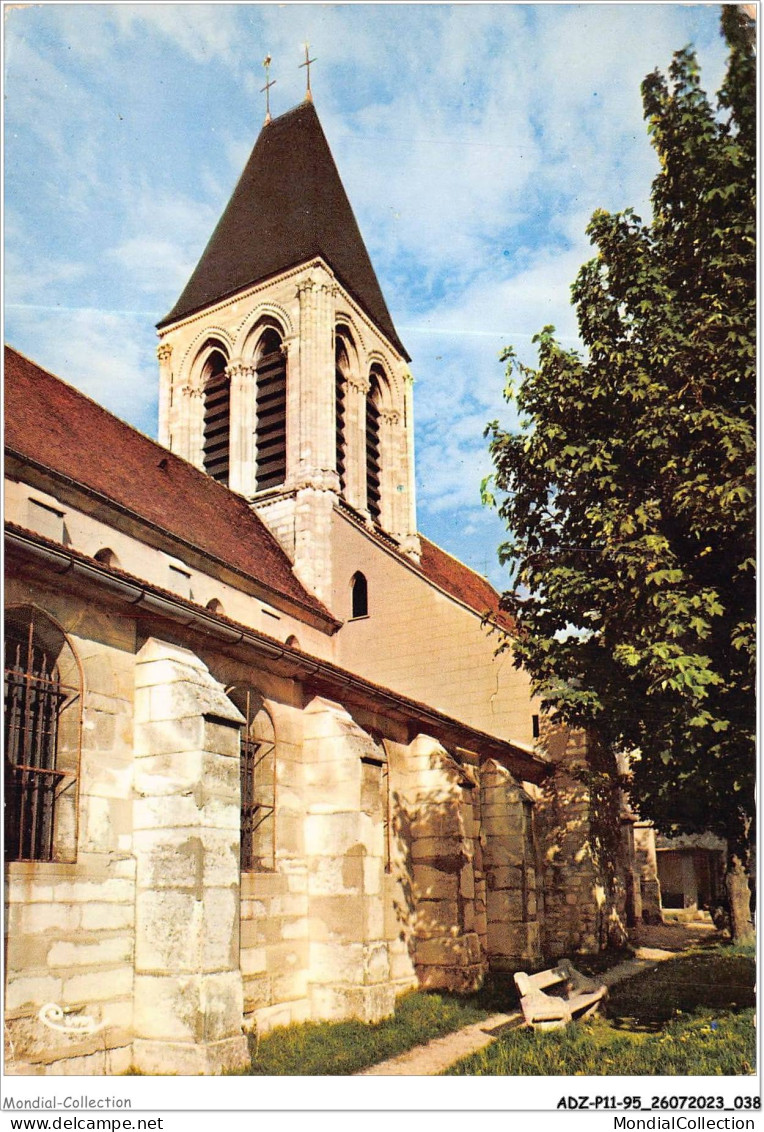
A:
4;2;730;590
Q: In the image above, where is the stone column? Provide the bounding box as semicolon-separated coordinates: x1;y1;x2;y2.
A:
344;373;370;513
296;271;339;489
481;759;541;970
377;408;400;534
132;638;249;1075
396;734;484;992
633;822;663;923
302;696;394;1023
156;342;173;448
227;359;257;496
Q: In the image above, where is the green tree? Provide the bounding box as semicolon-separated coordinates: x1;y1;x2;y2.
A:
485;7;755;941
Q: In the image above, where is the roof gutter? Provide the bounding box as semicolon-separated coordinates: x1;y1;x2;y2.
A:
6;527;549;783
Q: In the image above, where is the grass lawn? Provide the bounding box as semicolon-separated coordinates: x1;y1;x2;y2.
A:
444;947;756;1076
243;988;494;1075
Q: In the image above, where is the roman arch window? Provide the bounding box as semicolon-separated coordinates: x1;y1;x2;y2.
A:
202;347;230;485
366;366;384;524
4;606;81;862
94;548;121;570
255;328;287;491
350;571;369;619
229;687;276;871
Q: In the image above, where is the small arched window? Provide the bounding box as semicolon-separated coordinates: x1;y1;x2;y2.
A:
206;598;225;616
351;572;369;619
255;329;287;491
4;607;81;862
94;548;120;570
202;348;230;485
366;368;383;524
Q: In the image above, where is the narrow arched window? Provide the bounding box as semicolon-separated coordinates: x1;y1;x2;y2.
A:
255;329;287;491
366;369;383;523
335;337;349;495
94;548;120;570
230;688;276;871
4;607;80;862
202;349;230;484
351;571;369;619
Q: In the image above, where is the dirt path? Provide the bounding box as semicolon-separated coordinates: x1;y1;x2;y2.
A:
356;919;724;1076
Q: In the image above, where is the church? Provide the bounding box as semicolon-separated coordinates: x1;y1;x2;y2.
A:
3;88;650;1075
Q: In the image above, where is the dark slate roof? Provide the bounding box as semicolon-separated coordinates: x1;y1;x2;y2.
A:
158;102;408;359
4;346;338;628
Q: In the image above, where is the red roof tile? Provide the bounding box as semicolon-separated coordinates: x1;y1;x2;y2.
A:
417;536;515;632
4;346;337;627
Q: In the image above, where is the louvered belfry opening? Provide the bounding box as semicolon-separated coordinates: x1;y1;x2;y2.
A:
4;609;78;862
366;369;383;524
335;337;348;495
202;349;230;484
256;328;287;491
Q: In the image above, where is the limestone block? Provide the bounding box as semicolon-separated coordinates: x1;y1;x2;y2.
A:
410;837;466;863
20;902;81;935
275;811;304;857
309;895;366;942
309;941;365;984
243;871;289;899
486;889;525;924
242;975;272;1011
460;863;475;899
416;963;483;993
131;1034;249;1076
135;889;203;971
254;999;311;1034
304;812;366;856
365;895;385;941
263;940;308;977
5;975;63;1014
415;935;474;968
411;864;459;901
134;831;205;892
281;916;309;941
271;970;308;1003
414;901;460;937
133;971;243;1044
202;888;240;971
47;937;133;969
310;983;394;1024
61;966;132;1006
363;856;382;896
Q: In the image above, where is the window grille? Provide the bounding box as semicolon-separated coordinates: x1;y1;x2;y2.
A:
202;351;230;485
233;688;276;871
4;609;79;862
255;331;287;491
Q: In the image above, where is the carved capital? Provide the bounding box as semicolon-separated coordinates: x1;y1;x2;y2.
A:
347;375;371;395
296;277;317;298
380;408;401;426
181;384;203;399
157;343;173;364
226;360;256;380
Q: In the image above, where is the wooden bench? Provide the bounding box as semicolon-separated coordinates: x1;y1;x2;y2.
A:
514;959;608;1030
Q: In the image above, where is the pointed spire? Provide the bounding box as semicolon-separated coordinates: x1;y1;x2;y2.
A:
299;44;316;103
261;55;276;124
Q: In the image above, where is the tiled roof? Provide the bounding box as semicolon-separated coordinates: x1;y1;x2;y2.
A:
417;536;515;632
158;102;408;360
3;346;338;627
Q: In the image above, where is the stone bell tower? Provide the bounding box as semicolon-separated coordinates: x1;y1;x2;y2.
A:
155;93;419;606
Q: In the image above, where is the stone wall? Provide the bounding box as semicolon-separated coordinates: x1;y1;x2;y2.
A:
391;735;485;992
536;725;628;957
4;583;137;1075
481;760;542;971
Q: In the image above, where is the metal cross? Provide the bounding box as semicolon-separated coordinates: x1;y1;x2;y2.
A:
300;44;316;102
261;55;276;123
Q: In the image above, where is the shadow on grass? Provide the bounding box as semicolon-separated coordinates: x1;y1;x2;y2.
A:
606;951;756;1033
